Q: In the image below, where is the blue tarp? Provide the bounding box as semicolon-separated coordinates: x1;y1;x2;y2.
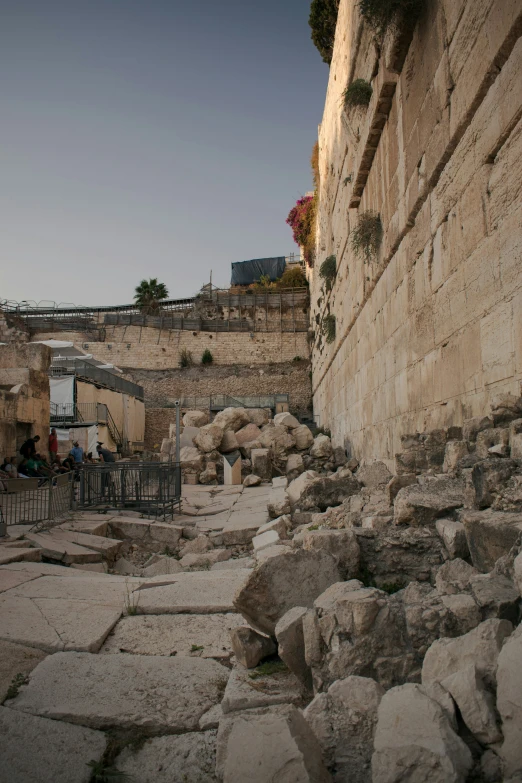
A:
231;257;286;286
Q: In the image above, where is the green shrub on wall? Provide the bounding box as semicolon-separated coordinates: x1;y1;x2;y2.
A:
322;314;336;343
309;0;340;64
179;348;193;368
319;255;337;292
359;0;424;35
351;211;383;262
343;79;373;108
201;349;213;365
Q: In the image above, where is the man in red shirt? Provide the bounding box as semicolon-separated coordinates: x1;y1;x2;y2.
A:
49;428;58;461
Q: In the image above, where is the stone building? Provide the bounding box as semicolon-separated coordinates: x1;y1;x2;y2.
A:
309;0;522;468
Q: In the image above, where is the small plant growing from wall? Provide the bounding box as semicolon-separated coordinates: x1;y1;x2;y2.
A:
319;255;337;292
359;0;424;36
201;348;213;365
178;348;193;369
322;314;336;343
343;79;373;108
351;211;383;262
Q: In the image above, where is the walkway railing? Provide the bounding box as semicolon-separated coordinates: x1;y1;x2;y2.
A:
49;361;144;400
175;393;289;410
0;473;74;530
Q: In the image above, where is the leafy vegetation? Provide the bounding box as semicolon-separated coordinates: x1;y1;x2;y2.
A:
359;0;424;35
286;194;318;268
351;211;383;261
178;348;194;368
87;760;130;782
309;0;340;64
343;78;373;108
201;348;213;365
133;278;169;314
248;659;288;679
319;255;337;292
278;266;308;288
191;644;205;652
6;673;29;700
322;314;336;343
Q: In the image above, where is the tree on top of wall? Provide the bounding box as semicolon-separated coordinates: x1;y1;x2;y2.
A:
309;0;340;64
134;279;169;314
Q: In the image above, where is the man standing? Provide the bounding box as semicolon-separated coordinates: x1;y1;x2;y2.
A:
96;442;115;463
20;434;40;460
49;428;58;461
69;441;84;466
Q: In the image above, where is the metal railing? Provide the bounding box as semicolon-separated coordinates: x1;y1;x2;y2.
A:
78;461;181;518
0;473;74;530
173;393;289;410
50;402;108;426
49;360;144;400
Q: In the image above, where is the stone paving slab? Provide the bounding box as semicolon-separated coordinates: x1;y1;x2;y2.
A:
1;562;141;580
9;651;230;732
0;569;40;593
0;594;121;652
0;547;41;566
0;640;47;702
115;731;218;783
135;569;252;614
0;706;107;783
60;519;110;536
7;575;141;605
221;665;303;714
101;613;244;658
49;529;122;558
25;533;102;564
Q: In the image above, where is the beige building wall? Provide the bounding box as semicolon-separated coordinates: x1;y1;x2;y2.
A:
75;381;145;449
311;0;522;468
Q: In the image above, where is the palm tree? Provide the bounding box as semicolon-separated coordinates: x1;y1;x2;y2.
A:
134;278;169;314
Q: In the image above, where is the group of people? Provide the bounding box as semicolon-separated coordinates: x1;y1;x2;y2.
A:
0;430;116;484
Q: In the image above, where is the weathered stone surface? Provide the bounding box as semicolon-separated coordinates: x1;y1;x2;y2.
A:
115;731;217;783
42;529;122;560
302;528;360;579
235;423;262;447
217;704;331;783
0;706;107;783
25;533;101;564
441;664;502;745
9;651;229;732
294;424;315;450
0;639;47;702
258;424;296;452
497;623;522;777
471;458;519;508
267;486;291;519
234;548;340;636
183;410;209;428
435;518;469;559
469;573;520;622
443;440;470;473
221;664;301;714
298;471;360;512
199;461;218;484
213;407;250;432
287;469;319;505
462;416;494;443
386;474;417;504
354;527;445;588
462;510;522;572
250;448;271;480
274;412;300;428
137;569;251;614
476;427;510;458
108;518;182;551
246;408;270;427
101;613;243;658
394;478;465;526
371;684;472;783
219;430;239;454
142;555;184;577
515;550;522;596
230;626;276;668
511;432;522;459
212;557;255;571
310;434;333;458
435;558;479;595
252;529;280;553
180;550;231;569
275;606;311;688
422;619;514;688
357;461;392;487
286;452;305;480
257;514;291;540
243;473;261;487
304;675;384;783
179;446;205;473
195;424;225;453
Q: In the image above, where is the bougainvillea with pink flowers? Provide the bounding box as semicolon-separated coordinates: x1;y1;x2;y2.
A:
286;193;317;266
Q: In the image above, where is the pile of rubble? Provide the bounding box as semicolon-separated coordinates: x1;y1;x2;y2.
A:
160;406;340;485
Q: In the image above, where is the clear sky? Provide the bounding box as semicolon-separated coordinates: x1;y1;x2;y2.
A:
0;0;328;306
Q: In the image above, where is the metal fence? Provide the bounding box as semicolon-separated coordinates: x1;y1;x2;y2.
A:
78;461;181;518
50;401;108;426
50;361;144;400
168;393;290;411
0;473;74;530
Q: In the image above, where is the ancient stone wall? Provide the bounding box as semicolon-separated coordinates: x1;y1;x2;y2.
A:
311;0;522;468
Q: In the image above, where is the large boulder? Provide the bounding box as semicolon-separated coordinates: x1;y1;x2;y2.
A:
216;705;332;782
235;423;262;446
470;458;518;508
294;424;315;450
286;453;304;481
179;446;205;476
267;486;290;519
462;415;494;443
233;548;340;636
213;407;250;432
371;684;472;783
245;408;271;427
219;431;239;453
354;527;445;588
302;528;360;579
297;470;360;512
497;623;522;777
250;448;271;480
441;664;502;745
229;627;276;669
310;434;333;458
273;412;300;429
304;676;384;783
183;410;209;428
287;470;319;506
275;606;311;688
462;510;522;572
435;519;469;560
194;424;225;453
258;424;296;452
356;461;392;488
394;478;465;526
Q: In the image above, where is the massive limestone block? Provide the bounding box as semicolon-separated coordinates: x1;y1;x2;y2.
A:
435;518;469;559
287;470;319;506
221;664;301;715
229;626;276;669
475;427;510;458
274;412;300;428
194;424;225;453
394;478;465;526
469;573;520;623
183;410;209;428
267;486;291;519
310;433;333;458
179;446;205;472
233;548;340;636
258;424;296;452
443;440;470;473
275;606;311;688
213;407;250;432
115;731;217;783
219;430;239;453
286;452;305;480
441;664;502;745
302;528;360;579
497;623;522;777
245;408;270;427
304;675;384;783
371;684;473;783
462;416;494;443
216;705;331;783
435;559;480;595
294;424;315;450
462;510;522;572
235;423;262;446
356;461;392;488
250;448;271;480
422;618;513;688
470;458;518;508
297;471;360;512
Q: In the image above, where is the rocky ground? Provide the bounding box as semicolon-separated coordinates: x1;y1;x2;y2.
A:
1;394;522;782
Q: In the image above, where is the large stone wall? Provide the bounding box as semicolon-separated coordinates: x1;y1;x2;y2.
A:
311;0;522;468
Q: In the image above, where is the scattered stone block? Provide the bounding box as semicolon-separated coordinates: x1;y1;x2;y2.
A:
469;573;520;622
217;705;331;782
136;569;251;614
302;528;360;579
293;424;315;450
115;731;217;783
394;478;465;526
9;651;229;732
286;452;304;480
180;549;231;569
310;434;333;458
195;424;226;453
199;461;218;484
0;706;107;783
476;428;510;458
274;412;300;428
462;510;522;572
435;558;479;595
267;486;290;518
243;473;261;487
287;469;319;505
471;458;518;508
462;416;494;443
298;470;360;511
25;533;101;564
435;518;469;559
443;440;470;472
49;529;122;560
257;514;291;540
441;664;502;745
251;448;271;480
221;663;302;714
219;430;239;453
386;474;417;505
229;626;276;668
0;547;42;566
356;461;392;487
213;407;250;432
142;555;184;577
275;606;311;688
497;623;522;777
235;423;262;446
252;530;280;553
183;410;209;427
245;408;270;427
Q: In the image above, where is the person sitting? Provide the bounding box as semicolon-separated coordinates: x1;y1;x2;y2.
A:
25;456;47;478
69;441;84;466
61;456;75;472
96;442;115;463
17;459;31;477
35;454;54;478
52;456;69;474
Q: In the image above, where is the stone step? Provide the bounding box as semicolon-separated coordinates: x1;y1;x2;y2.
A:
25;533;102;564
0;547;41;566
136;568;251;614
59;519;110;536
48;529;122;560
0;539;33;549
